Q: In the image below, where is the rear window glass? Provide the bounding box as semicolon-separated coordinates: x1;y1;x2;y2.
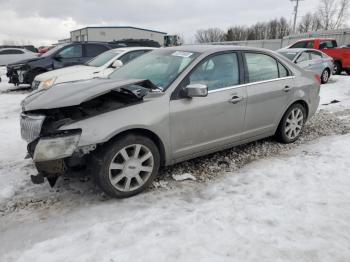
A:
245;53;279;82
320;40;337;49
290;41;314;48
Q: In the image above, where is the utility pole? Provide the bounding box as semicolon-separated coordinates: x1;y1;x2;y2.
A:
291;0;304;33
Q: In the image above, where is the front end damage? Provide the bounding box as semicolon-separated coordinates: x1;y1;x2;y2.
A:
7;64;32;86
20;79;159;187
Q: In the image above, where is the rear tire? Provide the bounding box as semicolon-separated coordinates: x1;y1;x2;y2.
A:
345;69;350;75
275;103;306;144
321;69;330;84
333;61;342;75
92;134;160;198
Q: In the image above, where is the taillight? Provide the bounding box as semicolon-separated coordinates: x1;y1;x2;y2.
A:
314;74;321;84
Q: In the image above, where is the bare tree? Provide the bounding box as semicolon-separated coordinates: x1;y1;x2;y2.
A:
225;17;291;41
195;28;225;43
226;26;249;41
318;0;350;30
278;17;291;39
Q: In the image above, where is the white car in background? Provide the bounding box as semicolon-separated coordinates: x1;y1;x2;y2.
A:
32;47;155;90
0;48;38;66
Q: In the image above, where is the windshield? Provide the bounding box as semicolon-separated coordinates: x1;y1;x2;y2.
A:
278;51;298;61
109;49;199;90
40;44;65;57
87;50;122;67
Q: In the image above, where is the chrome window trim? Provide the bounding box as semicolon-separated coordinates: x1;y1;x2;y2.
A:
208;76;296;94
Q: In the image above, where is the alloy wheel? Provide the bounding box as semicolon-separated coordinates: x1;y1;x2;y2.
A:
108;144;154;192
284;108;304;140
322;70;329;83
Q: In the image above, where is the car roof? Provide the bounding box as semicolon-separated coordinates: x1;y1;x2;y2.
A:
0;47;27;51
278;48;320;53
294;38;335;42
110;47;157;52
161;44;277;54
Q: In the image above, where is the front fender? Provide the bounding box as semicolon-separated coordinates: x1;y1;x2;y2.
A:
58;98;171;161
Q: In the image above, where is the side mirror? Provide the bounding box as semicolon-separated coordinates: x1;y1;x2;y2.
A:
111;60;123;69
54;54;62;61
184;84;208;98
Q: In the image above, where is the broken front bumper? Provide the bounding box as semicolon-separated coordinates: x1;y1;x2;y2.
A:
7;65;29;85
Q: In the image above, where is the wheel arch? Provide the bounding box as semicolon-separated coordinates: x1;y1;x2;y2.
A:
103;128;167;167
288;100;309;119
275;99;309;134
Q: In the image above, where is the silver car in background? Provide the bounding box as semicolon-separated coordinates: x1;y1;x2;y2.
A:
0;48;38;66
277;48;333;84
20;45;320;198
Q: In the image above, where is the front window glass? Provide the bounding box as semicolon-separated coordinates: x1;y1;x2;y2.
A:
87;50;122;67
188;53;239;91
118;50;149;65
310;51;322;60
41;44;65;57
296;52;310;63
290;41;314;48
245;53;279;82
58;45;82;58
109;49;199;90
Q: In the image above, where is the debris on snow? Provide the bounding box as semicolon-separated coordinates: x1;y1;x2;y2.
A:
172;173;197;181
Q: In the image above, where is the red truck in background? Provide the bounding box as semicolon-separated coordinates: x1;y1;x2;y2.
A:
288;38;350;75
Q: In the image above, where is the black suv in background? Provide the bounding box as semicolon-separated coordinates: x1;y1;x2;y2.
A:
7;42;120;86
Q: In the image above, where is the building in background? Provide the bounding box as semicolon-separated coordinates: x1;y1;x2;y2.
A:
70;26;167;46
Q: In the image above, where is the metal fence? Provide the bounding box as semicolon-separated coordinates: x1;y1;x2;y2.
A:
282;28;350;47
208;28;350;51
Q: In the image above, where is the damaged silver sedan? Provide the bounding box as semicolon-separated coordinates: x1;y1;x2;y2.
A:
20;46;320;198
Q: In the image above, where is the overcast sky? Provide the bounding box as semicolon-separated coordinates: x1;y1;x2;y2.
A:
0;0;324;46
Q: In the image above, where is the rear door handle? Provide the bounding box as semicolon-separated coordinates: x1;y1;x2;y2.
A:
229;96;243;104
283;86;292;92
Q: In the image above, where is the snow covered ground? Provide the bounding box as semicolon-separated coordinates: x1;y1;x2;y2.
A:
1;69;350;262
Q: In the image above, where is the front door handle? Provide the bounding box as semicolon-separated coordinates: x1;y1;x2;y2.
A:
229;96;243;104
283;86;292;92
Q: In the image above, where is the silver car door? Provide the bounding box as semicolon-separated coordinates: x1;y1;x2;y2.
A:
169;52;246;160
241;52;295;139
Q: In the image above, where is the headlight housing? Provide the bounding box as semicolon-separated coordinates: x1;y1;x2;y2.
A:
33;132;81;162
39;77;56;90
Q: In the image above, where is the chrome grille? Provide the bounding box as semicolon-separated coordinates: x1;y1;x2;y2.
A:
20;113;45;142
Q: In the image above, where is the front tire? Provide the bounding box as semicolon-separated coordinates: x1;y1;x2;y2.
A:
275;103;306;144
321;69;330;84
93;134;160;198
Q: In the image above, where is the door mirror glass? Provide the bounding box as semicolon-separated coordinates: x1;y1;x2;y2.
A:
185;84;208;97
111;60;123;68
55;54;62;61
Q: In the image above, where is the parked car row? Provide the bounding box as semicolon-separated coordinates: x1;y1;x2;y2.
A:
0;48;38;66
19;45;321;198
277;48;333;84
287;38;350;75
32;47;155;90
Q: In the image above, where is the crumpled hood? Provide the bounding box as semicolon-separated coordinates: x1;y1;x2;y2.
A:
22;78;159;111
8;56;43;67
35;65;95;81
